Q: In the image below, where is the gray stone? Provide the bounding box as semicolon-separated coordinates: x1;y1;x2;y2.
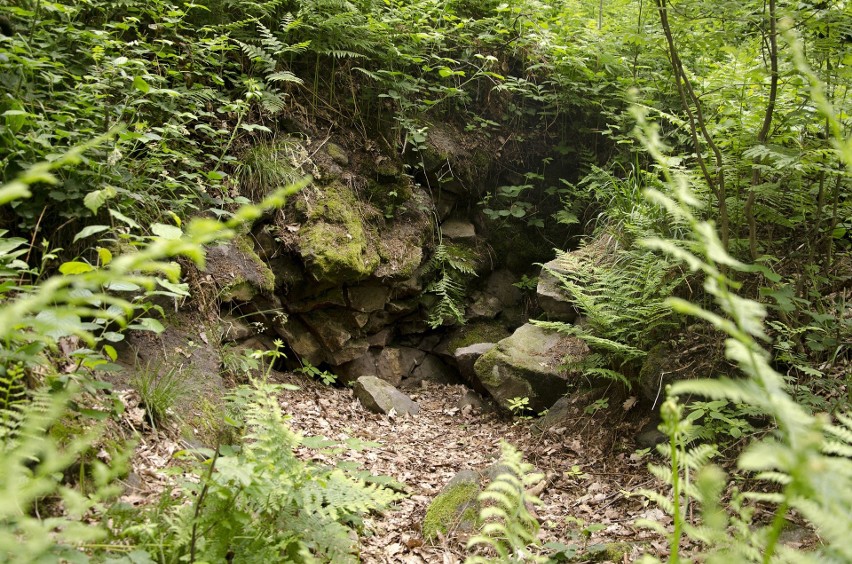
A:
325;338;370;366
467;292;502;321
454;343;495;391
636;427;667;449
485;269;523;308
398;346;427;376
366;328;394;348
220;315;253;342
300;310;352;350
353;376;420;416
288;287;347;313
473;323;590;412
347;283;390;312
273;316;325;366
537;259;579;322
457;390;487;412
204;237;275;303
403;354;460;389
441;219;476;240
336;354;375;385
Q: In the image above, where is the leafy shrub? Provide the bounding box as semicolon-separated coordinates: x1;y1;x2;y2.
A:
633;100;852;561
117;379;402;563
465;442;545;564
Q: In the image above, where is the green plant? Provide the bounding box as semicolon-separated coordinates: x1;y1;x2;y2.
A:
465;442;545;564
118;379;402;563
296;360;337;386
424;242;478;328
506;396;531;416
684;399;755;445
130;362;189;428
0;386;129;563
583;397;609;416
632;95;852;561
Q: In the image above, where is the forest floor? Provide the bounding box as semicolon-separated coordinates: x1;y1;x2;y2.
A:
123;373;680;563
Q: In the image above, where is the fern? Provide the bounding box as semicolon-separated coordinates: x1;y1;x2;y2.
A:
535;236;683;387
465;442;545;564
424;243;478;328
123;380;402;563
632;101;852;561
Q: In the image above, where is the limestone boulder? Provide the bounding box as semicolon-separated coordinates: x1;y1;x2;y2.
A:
353;376;420;416
537;258;578;322
454;343;494;393
473;323;590;412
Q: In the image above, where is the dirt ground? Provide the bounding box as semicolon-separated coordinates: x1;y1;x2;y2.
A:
120;373;673;562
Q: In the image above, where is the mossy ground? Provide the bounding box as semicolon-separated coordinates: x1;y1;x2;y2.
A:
422;481;481;540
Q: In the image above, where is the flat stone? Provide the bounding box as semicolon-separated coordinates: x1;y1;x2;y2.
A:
347;283;390;313
353;376;420;416
454;342;495;392
537;259;579;322
441;219;476;240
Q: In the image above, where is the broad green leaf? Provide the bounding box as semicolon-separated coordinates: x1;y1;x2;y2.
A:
129;317;165;333
151;223;182;240
84;186;117;214
73;225;110;243
109;208;140;229
157;278;190;296
34;310;83;339
133;75;150;93
59;261;94;275
97;247;113;266
103;344;118;361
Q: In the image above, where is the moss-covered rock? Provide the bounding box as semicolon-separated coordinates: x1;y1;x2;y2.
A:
205;236;275;303
446;321;511;354
422;473;481;540
473;323;590;412
298;182;380;283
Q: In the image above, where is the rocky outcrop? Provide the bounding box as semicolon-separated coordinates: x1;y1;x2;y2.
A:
353;376;420;416
473;323;590;412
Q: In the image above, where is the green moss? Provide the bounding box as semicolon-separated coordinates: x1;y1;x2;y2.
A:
447;322;510;353
300;182;380;282
422;482;480;540
325;142;349;165
234;234;276;292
